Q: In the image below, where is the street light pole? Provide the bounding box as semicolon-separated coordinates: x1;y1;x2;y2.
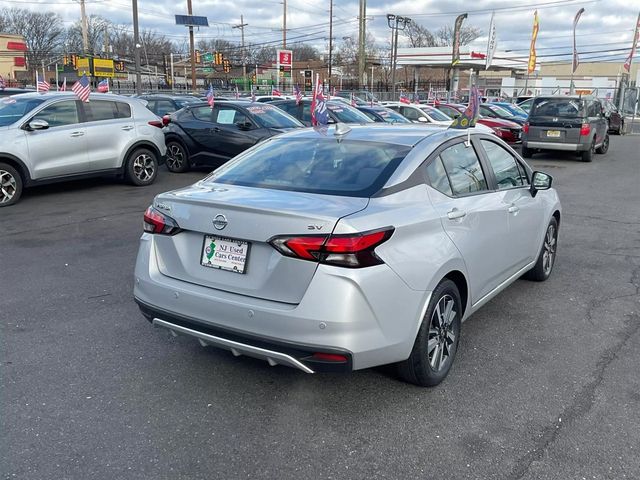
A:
132;0;142;94
387;14;410;99
187;0;196;91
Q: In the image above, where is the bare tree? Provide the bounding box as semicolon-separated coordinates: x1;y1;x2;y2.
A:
1;8;65;74
435;25;482;47
110;27;173;66
65;15;110;56
403;22;437;48
289;42;319;61
334;33;379;78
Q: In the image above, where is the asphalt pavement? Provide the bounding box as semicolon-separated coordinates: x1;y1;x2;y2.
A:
1;136;639;480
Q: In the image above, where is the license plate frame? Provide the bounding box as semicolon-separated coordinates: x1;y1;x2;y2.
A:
200;235;250;274
546;130;561;138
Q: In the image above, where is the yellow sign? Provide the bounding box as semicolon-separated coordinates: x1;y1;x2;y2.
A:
76;57;91;75
94;58;114;78
527;11;539;74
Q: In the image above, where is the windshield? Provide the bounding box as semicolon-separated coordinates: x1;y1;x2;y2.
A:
419;106;452;122
484;105;516;118
205;137;411;197
530;99;585;118
246;104;303;128
0;97;45;126
374;108;411;124
503;104;528;116
326;103;373;123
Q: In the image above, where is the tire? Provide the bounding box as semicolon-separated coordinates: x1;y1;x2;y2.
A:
398;279;462;387
165;140;190;173
0;162;23;207
125;147;158;186
523;216;558;282
580;139;594;162
596;134;609;154
521;145;533;158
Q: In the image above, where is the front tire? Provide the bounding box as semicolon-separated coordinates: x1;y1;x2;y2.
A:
125;148;158;186
0;162;23;207
524;217;558;282
165;140;190;173
398;280;462;387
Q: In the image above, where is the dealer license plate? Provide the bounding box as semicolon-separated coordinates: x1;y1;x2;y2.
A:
546;130;561;138
201;235;249;274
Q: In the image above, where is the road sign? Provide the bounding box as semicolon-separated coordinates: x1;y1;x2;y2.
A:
202;67;213;73
203;52;213;63
94;58;115;78
76;57;92;75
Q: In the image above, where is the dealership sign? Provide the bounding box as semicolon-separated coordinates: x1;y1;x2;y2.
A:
277;49;292;78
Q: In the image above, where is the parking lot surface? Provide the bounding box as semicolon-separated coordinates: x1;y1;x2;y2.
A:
2;136;639;479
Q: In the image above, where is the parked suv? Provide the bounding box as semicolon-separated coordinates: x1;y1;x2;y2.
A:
0;92;166;206
522;96;609;162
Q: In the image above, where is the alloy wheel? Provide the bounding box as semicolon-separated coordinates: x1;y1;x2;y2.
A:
542;223;557;275
132;153;155;182
0;169;17;204
427;294;458;372
166;144;184;170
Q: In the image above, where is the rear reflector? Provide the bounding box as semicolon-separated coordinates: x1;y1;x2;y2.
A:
143;206;181;235
269;227;394;268
312;353;348;362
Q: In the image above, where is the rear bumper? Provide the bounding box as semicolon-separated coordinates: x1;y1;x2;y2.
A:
523;141;587;151
133;233;430;372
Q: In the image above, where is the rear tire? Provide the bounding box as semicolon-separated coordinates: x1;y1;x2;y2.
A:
521;145;533;158
0;162;23;207
398;280;462;387
524;217;558;282
165;140;190;173
596;134;609;154
125;147;158;186
580;139;594;162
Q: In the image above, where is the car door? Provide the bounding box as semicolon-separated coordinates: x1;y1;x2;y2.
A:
181;106;226;162
210;105;265;159
24;99;89;179
591;100;607;145
477;138;547;272
81;99;136;170
423;139;513;303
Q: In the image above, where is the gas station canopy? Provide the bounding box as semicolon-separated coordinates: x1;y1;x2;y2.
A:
396;46;530;72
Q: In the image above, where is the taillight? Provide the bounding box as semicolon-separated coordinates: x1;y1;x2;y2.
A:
148;120;163;128
162;115;171;126
269;227;394;268
143;206;181;235
523;122;529;134
579;123;590;136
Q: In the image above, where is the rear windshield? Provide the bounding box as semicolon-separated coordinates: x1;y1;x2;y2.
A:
531;99;584;118
373;108;411;123
205;137;411;197
326;104;373;123
420;106;451;121
245;104;303;128
0;97;45;126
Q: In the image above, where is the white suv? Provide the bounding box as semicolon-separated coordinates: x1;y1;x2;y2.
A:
0;92;166;207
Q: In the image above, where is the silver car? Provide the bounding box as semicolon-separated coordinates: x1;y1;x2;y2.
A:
134;124;561;386
0;92;166;206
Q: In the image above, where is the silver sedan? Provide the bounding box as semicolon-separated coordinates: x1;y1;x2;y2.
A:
134;124;561;386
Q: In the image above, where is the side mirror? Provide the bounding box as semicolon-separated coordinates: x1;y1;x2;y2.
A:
530;171;552;197
417;116;429;123
236;121;253;130
25;119;50;131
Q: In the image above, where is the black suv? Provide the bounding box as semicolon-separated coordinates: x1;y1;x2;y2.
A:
522;96;609;162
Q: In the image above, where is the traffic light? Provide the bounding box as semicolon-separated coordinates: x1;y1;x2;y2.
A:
214;52;223;65
71;54;78;68
195;50;201;64
223;59;231;73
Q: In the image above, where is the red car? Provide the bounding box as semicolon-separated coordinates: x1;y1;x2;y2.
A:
433;103;523;143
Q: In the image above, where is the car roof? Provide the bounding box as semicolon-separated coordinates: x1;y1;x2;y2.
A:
139;94;200;99
9;91;138;102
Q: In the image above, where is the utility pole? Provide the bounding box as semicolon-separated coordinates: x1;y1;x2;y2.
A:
283;0;287;48
187;0;196;91
357;0;366;88
328;0;333;89
233;15;248;91
132;0;142;94
386;14;410;98
80;0;89;54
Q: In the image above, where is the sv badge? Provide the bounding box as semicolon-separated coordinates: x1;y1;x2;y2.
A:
307;224;324;231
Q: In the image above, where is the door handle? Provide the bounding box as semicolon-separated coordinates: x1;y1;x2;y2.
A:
70;131;85;137
508;204;520;214
211;127;221;133
121;125;134;131
447;208;467;220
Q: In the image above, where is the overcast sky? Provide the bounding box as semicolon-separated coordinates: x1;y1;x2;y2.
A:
9;0;640;63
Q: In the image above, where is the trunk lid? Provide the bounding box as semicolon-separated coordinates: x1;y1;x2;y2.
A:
528;115;584;144
151;183;368;304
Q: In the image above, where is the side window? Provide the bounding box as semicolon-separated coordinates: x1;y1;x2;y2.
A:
480;140;527;189
32;101;79;127
424;156;453;196
85;101;118;121
214;107;239;125
439;142;488;195
154;100;175;115
402;107;420;121
301;103;312;123
114;102;131;119
192;106;215;122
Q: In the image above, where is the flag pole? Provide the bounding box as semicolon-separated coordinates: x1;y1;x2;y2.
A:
55;63;59;90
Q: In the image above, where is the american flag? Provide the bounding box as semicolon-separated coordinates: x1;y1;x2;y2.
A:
311;75;328;126
294;84;302;105
399;92;410;104
97;79;109;93
37;74;50;94
271;86;281;96
59;77;67;92
206;85;215;108
0;74;5;90
72;74;91;102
